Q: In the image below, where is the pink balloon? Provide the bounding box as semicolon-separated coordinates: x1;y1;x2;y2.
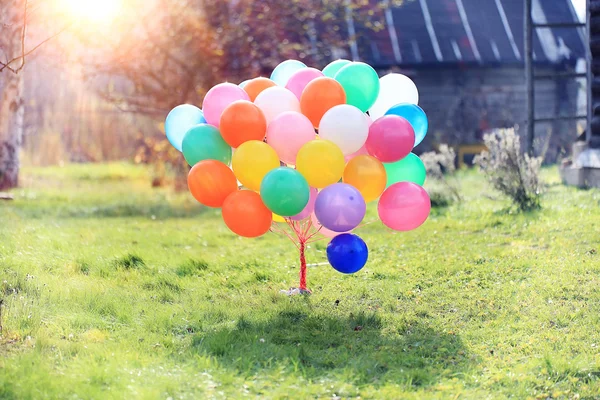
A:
254;87;301;124
290;187;318;220
266;112;315;165
285;68;324;100
202;83;250;127
310;213;350;238
366;115;415;163
344;145;369;163
378;182;430;231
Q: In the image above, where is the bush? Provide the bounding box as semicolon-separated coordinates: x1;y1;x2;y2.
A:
421;144;461;207
474;128;543;211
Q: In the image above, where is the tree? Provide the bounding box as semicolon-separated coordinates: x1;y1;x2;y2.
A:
0;0;69;190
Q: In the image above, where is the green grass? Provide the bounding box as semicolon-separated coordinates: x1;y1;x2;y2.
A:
1;162;599;399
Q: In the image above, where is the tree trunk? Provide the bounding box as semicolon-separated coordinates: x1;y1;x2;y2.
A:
0;71;24;190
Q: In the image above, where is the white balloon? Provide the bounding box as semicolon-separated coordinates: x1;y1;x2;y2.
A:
254;87;301;124
319;104;369;155
368;73;419;120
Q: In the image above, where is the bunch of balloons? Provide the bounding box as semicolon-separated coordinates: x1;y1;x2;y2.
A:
165;59;431;290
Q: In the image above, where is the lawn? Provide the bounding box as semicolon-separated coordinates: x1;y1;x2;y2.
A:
1;163;599;399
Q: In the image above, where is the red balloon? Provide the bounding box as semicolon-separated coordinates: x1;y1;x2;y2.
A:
222;190;272;238
188;160;238;207
366;115;415;163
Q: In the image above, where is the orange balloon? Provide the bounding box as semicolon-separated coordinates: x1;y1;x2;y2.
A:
244;77;277;102
343;155;387;202
222;190;272;238
220;100;267;148
300;77;346;128
188;160;238;207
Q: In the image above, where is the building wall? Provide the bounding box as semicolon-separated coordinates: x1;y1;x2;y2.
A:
395;66;581;162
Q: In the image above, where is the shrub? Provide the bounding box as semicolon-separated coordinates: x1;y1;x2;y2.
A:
474;128;543;211
421;144;461;206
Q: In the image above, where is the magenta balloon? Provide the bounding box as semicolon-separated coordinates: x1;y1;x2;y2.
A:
366;115;415;163
202;83;250;127
290;187;318;220
285;68;324;100
310;213;349;238
266;111;315;165
314;183;366;232
378;182;431;231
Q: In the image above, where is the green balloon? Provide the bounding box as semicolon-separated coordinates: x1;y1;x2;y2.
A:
260;167;310;216
334;62;380;112
384;153;426;187
182;124;231;167
322;59;351;78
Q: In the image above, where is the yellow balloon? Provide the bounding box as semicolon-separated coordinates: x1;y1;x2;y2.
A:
343;155;387;202
296;139;345;188
232;140;280;191
272;213;286;223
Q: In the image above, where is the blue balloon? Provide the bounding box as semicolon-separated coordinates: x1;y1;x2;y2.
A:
385;103;428;147
165;104;206;152
270;60;307;86
327;233;368;274
239;79;251;89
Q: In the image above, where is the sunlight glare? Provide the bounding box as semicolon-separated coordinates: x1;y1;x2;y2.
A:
63;0;121;23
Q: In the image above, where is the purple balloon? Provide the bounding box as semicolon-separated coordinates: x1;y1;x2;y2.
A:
290;187;318;221
314;183;366;232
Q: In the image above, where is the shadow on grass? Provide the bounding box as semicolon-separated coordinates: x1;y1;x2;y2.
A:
191;309;474;388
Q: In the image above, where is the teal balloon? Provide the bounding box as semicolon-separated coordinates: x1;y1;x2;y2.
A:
322;59;351;78
384;153;426;187
239;79;251;88
260;167;310;216
270;60;307;86
334;62;380;112
165;104;206;152
182;124;231;167
385;104;428;147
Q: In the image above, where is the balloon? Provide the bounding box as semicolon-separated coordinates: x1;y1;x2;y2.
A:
310;213;349;238
384;153;426;187
243;77;277;102
254;87;301;124
343;155;387;202
202;83;250;127
273;213;286;223
219;100;267;148
369;73;419;119
285;68;324;100
182;124;231;166
334;62;380;112
378;182;431;231
300;77;346;128
296;140;345;188
344;145;369;163
290;187;318;221
266;111;315;165
327;233;368;274
188;160;238;207
232;140;280;191
260;167;310;216
366;115;415;163
165;105;206;152
319;104;369;155
270;59;307;86
322;59;351;78
222;190;272;238
385;103;429;147
239;80;251;89
314;183;366;232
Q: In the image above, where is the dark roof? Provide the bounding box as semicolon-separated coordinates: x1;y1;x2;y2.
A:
349;0;586;67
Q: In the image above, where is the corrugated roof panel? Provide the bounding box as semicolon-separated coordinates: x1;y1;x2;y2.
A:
391;0;438;64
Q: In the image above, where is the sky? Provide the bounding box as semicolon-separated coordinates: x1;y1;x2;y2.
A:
571;0;585;21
